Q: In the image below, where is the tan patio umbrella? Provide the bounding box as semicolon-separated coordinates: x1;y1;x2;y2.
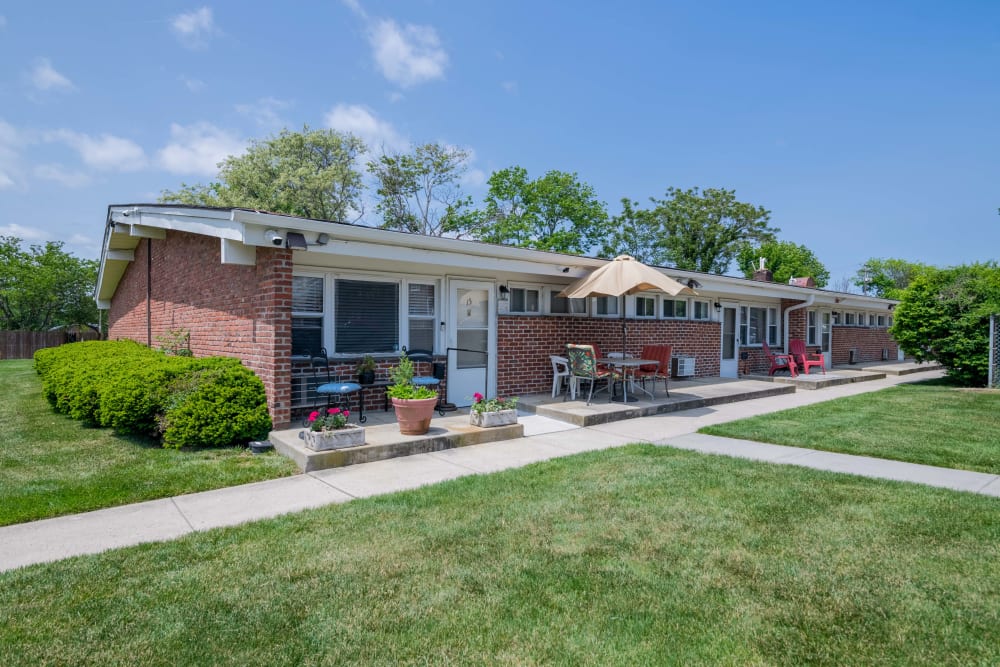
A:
559;255;696;359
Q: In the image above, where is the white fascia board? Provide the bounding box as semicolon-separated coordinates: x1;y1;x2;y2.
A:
109;206;243;241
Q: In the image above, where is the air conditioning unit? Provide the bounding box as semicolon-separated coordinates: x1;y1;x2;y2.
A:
671;355;696;378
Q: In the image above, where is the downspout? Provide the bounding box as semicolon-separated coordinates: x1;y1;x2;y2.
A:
146;238;152;348
783;294;814;351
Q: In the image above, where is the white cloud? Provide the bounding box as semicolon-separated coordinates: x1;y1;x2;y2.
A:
0;119;26;189
157;122;245;175
47;129;147;171
34;163;91;188
501;80;518;94
29;58;74;92
0;172;13;189
235;97;292;130
369;19;447;88
0;16;7;29
324;103;408;153
179;75;205;92
0;223;47;241
341;0;367;19
170;7;217;49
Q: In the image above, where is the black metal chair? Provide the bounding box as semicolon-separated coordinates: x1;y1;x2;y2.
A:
306;348;365;426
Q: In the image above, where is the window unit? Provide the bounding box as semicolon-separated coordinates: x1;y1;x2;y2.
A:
291;275;324;357
635;295;656;318
662;298;687;319
508;286;540;314
594;295;619;317
407;283;436;351
739;305;779;346
335;278;400;354
876;315;886;327
844;312;856;325
832;311;841;325
549;290;588;315
868;313;877;327
692;300;711;321
807;310;818;345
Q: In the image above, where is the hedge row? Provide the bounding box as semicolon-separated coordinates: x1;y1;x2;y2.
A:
34;341;272;448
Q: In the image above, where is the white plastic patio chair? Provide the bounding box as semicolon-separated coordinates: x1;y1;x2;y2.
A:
550;355;572;399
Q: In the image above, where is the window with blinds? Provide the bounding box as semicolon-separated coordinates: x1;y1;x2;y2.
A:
292;276;323;356
335;279;399;353
408;283;436;351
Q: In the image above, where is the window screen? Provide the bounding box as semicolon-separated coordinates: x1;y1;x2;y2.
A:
510;288;540;313
335;279;399;353
408;283;436;351
292;276;323;356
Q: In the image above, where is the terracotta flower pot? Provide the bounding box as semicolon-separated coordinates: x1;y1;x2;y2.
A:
391;396;439;435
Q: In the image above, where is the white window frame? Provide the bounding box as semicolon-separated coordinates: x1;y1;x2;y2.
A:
291;272;326;358
844;312;856;325
739;304;779;347
406;281;437;352
807;310;819;345
506;283;542;315
634;295;657;319
593;295;620;318
692;300;711;321
547;287;588;316
877;314;886;327
832;311;841;325
662;298;688;319
869;313;877;327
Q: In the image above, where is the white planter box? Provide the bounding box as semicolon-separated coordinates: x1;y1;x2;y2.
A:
470;409;518;428
303;425;366;451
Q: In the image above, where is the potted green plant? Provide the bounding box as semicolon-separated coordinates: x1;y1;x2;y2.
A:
301;407;365;450
356;354;377;385
386;352;438;435
469;392;519;428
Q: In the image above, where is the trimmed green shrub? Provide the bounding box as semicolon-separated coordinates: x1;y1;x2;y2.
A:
34;341;272;448
892;263;1000;386
160;364;272;449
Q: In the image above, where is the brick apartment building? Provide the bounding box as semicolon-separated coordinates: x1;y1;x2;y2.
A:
97;205;900;428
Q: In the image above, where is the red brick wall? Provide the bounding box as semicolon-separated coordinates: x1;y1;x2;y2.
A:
832;327;897;364
497;316;721;396
108;231;294;427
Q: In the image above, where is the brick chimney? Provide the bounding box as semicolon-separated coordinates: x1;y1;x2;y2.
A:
752;257;773;282
788;276;816;288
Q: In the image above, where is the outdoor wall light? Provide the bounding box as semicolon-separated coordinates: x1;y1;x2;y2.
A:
713;301;722;312
315;233;330;245
498;284;510;301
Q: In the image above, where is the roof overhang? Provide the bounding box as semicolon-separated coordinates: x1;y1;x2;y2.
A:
95;204;898;310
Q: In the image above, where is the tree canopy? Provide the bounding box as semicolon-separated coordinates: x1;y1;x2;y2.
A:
651;187;778;274
0;237;99;332
737;240;830;287
891;263;1000;386
598;198;666;265
855;258;933;300
159;126;367;222
455;166;609;254
367;143;472;236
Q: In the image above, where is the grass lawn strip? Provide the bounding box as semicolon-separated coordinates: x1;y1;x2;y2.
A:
0;359;298;526
1;445;998;665
701;381;1000;475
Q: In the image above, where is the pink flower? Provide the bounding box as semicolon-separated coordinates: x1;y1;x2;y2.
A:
343;410;350;417
328;407;341;415
308;411;319;421
473;392;484;402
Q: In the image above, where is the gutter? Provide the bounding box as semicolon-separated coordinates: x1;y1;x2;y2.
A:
783;294;814;351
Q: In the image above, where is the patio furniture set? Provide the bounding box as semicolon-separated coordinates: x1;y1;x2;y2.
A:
763;340;826;378
552;343;674;405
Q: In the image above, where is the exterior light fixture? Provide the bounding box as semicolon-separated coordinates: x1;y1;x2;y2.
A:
285;232;308;250
498;284;510;301
713;301;722;312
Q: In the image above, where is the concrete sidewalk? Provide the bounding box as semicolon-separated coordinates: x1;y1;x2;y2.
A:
2;368;995;573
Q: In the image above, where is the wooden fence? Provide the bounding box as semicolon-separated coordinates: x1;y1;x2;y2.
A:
0;330;98;360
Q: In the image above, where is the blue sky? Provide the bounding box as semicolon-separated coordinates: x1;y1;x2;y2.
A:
1;1;997;286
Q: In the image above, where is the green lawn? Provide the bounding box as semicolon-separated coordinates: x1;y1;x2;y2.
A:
701;381;1000;475
0;359;298;526
2;445;998;666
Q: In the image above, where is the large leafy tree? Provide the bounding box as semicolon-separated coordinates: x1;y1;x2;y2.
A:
160;126;367;222
598;198;666;264
0;237;99;332
457;166;609;254
368;143;472;236
651;187;777;274
891;263;1000;386
854;258;933;299
737;240;830;287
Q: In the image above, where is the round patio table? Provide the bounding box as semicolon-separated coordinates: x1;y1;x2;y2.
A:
598;358;658;403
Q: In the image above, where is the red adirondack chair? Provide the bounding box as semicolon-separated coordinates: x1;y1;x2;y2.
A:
788;339;825;375
762;341;798;377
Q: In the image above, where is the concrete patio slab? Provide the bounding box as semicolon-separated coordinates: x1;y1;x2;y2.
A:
0;498;192;571
518;413;580;436
308;452;471;498
172;475;354;530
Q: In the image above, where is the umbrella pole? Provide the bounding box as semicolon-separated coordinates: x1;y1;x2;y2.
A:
621;294;627;357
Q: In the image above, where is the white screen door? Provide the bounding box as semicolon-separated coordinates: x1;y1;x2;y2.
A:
447;280;496;407
720;304;740;378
